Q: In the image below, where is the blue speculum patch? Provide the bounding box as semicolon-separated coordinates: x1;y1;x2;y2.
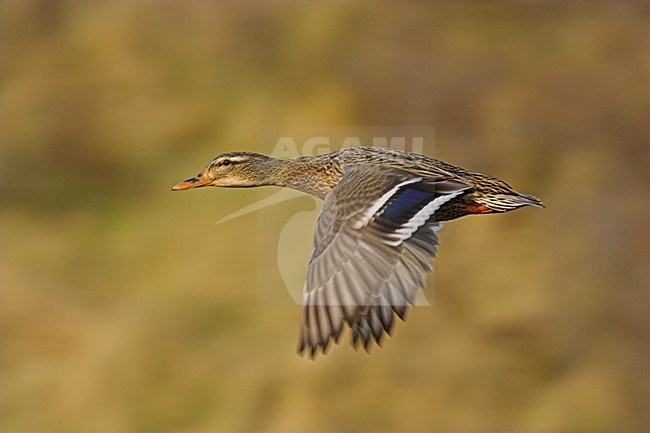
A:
380;186;435;222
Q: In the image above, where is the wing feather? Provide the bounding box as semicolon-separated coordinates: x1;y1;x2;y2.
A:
298;165;470;357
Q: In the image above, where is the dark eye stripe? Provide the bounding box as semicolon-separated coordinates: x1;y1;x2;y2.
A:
213;157;246;168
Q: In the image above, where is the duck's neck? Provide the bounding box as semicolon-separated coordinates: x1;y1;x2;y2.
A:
266;154;342;199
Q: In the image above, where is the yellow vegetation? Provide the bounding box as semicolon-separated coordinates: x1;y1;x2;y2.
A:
1;2;648;432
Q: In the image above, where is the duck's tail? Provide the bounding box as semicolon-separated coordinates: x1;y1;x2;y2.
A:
474;192;545;213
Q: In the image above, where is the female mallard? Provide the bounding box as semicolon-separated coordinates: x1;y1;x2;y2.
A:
173;146;543;357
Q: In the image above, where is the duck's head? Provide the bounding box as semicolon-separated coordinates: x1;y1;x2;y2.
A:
172;152;274;190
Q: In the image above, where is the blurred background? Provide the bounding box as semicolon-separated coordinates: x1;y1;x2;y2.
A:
1;2;649;432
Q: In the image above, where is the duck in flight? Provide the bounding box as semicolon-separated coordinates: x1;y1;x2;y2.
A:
172;146;543;358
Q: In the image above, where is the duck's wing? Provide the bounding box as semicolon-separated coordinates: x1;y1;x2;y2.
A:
298;165;470;357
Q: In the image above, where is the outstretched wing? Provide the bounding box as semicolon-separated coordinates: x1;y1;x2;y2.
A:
298;165;470;357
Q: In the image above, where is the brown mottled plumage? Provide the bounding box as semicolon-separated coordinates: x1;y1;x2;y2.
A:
173;146;543;358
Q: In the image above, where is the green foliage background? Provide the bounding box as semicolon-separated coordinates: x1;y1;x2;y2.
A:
1;2;649;432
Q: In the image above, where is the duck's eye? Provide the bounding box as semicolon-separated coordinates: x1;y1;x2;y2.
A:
221;159;231;166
